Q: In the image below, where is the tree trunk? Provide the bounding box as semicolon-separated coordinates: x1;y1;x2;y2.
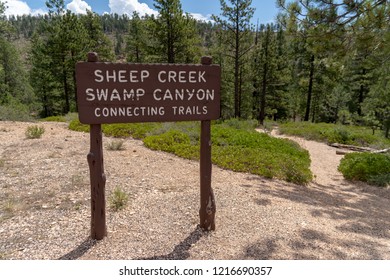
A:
234;37;240;118
259;63;267;125
234;11;240;118
385;119;390;138
357;68;367;116
135;45;140;63
62;56;70;114
259;34;269;126
167;9;174;63
43;88;49;117
71;50;78;112
304;54;315;122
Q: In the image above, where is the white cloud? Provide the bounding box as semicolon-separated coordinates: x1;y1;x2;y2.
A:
67;0;92;15
109;0;157;17
189;13;213;22
3;0;46;16
30;8;46;16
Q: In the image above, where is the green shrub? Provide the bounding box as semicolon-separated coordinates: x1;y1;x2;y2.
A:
68;119;313;185
69;120;163;139
109;187;129;211
64;112;79;122
106;139;125;151
368;174;390;188
0;104;33;122
68;120;90;133
102;123;161;139
145;124;313;185
25;125;45;139
144;130;199;160
327;126;351;144
211;125;312;184
216;118;258;131
338;152;390;187
279;122;390;149
40;116;66;122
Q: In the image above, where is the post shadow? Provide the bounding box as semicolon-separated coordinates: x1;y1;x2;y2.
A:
58;238;97;260
139;227;205;260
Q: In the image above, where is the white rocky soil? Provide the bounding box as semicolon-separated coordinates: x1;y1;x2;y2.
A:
1;121;389;260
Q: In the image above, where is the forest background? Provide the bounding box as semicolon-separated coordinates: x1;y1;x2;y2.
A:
0;0;389;138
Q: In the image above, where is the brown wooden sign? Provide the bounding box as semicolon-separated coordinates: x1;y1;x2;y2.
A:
76;61;221;124
78;53;218;240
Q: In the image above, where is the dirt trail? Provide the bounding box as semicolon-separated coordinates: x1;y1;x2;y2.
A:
270;129;346;186
1;122;390;260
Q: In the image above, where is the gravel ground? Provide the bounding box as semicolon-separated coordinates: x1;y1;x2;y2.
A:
0;121;390;260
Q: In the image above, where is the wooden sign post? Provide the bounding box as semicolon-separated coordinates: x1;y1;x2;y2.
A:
76;53;220;240
199;57;216;231
86;53;107;240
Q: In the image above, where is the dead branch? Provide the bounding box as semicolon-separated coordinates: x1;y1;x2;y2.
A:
330;143;389;154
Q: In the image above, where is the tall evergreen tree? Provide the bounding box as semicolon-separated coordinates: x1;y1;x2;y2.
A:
212;0;255;118
80;11;114;62
30;0;91;116
0;2;35;112
253;24;277;124
278;0;348;122
151;0;201;63
209;24;235;119
29;33;62;117
361;4;390;137
126;12;147;63
343;2;389;121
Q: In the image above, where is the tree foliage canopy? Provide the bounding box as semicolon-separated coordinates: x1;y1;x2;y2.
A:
1;0;389;137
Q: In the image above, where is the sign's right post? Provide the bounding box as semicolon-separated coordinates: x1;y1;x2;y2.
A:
199;56;216;231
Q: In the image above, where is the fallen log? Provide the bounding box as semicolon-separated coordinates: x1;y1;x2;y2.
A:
336;150;350;155
329;143;375;152
330;143;389;154
372;148;390;154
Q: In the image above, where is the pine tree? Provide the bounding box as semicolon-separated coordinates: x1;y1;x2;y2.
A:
30;1;91;115
277;0;348;122
114;31;124;57
209;24;235;119
252;24;276;124
212;0;255;118
343;3;388;121
151;0;201;63
361;5;390;137
0;2;35;112
29;33;62;117
80;11;114;62
126;12;146;63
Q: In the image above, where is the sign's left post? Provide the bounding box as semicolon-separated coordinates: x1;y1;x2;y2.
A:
86;52;107;240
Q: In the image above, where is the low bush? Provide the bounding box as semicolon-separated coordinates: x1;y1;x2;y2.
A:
40;116;66;122
144;130;199;160
0;104;33;122
69;119;313;185
68;119;90;133
109;187;129;211
211;126;312;184
25;125;45;139
279;122;390;149
338;152;390;187
106;139;125;151
216;118;258;131
144;123;312;185
102;123;161;139
148;122;200;144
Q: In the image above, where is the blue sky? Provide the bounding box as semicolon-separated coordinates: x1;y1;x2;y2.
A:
3;0;280;23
